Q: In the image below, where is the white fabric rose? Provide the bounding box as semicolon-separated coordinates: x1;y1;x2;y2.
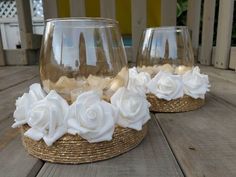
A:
147;71;184;100
12;83;46;128
67;91;118;143
128;67;151;96
24;90;69;146
28;83;46;101
111;87;150;131
183;66;210;99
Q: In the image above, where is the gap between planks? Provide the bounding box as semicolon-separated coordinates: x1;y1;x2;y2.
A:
0;66;38;92
0;66;43;177
36;117;184;177
154;116;187;177
155;94;236;177
200;65;236;107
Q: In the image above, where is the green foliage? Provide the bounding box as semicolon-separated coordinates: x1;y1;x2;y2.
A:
177;0;188;26
177;0;236;46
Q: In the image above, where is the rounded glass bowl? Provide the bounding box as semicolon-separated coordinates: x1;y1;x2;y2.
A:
137;26;194;70
39;18;128;103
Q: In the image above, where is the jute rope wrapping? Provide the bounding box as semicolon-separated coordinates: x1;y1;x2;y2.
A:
147;93;205;112
21;124;148;164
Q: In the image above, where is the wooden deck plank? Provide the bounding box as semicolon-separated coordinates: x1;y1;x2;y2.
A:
69;0;85;17
0;77;39;151
0;77;39;122
37;117;184;177
0;69;39;148
100;0;116;19
0;66;38;91
161;0;177;26
0;66;31;76
199;0;216;65
187;0;201;59
0;66;43;177
200;65;236;106
156;94;236;177
131;0;147;62
0;136;44;177
0;66;39;149
214;0;234;69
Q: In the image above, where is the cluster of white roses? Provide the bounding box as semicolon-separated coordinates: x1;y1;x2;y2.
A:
128;66;210;101
12;84;150;146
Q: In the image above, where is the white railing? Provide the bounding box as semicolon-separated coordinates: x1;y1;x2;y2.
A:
0;0;235;71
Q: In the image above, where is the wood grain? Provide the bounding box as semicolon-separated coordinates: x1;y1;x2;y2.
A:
156;94;236;177
15;0;34;49
37;117;184;177
0;30;5;66
131;0;147;62
161;0;177;26
0;136;43;177
199;0;216;65
42;0;58;20
4;49;39;66
0;66;43;177
0;77;39;122
100;0;116;19
0;66;29;77
200;65;236;106
214;0;234;69
70;0;85;17
0;66;39;148
229;47;236;70
187;0;201;60
0;66;38;91
0;76;39;148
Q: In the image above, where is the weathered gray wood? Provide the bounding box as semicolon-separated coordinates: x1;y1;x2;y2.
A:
229;47;236;70
0;75;39;151
199;46;235;66
70;0;86;17
200;65;236;106
161;0;177;26
37;117;184;177
187;0;201;60
0;66;33;78
100;0;116;19
15;0;34;49
0;78;39;144
156;93;236;177
0;29;5;66
42;0;58;20
0;66;38;91
131;0;147;62
0;76;39;122
0;66;42;177
200;65;236;85
214;0;234;69
0;118;17;151
199;0;216;65
4;49;39;65
5;49;27;65
0;66;28;78
0;136;44;177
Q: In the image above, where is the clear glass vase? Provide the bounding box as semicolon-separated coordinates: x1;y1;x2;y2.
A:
39;18;128;103
136;26;194;75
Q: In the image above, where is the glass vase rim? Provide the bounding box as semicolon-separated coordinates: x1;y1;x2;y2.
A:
145;26;189;31
46;17;119;26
